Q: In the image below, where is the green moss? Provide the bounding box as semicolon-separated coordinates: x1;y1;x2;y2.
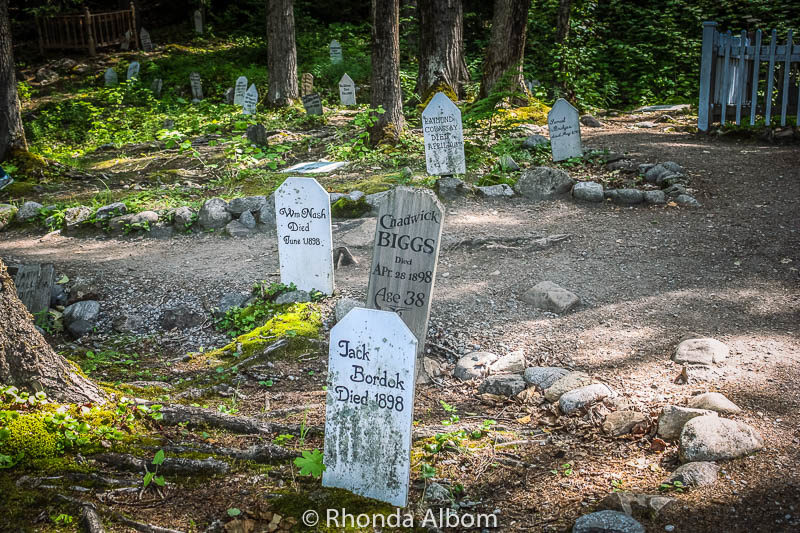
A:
331;196;370;218
0;181;37;198
495;98;551;127
345;175;395;195
419;82;458;109
3;413;58;461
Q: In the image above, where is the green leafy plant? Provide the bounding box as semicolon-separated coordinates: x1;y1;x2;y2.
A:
420;462;436;479
439;400;460;426
659;480;685;493
294;449;326;478
551;462;574;476
141;449;167;498
227;508;242;517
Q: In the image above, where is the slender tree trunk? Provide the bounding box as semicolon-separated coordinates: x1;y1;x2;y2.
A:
478;0;531;99
0;260;105;404
556;0;572;44
0;0;27;162
369;0;405;145
266;0;298;107
416;0;469;99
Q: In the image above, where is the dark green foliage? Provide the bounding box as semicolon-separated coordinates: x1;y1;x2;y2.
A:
331;196;370;219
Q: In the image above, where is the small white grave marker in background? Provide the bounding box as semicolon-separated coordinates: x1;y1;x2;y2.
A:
233;76;248;106
422;92;465;175
140;28;153;52
126;62;140;81
322;307;418;507
547;98;582;162
120;30;131;51
329;40;343;64
242;84;258;115
282;161;347;174
339;73;356;106
193;9;203;34
275;177;334;294
104;68;118;86
189;72;203;102
301;93;323;116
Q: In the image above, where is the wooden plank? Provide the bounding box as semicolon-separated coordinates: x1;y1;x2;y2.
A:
713;33;724;105
765;29;778;125
736;30;747;124
698;21;718;131
12;264;54;316
780;30;793;126
750;29;762;125
720;34;732;125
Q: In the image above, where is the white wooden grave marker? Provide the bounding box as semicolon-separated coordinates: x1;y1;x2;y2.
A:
322;307;418;507
547;98;582;162
242;84;258;115
234;76;248;106
275;177;334;294
140;28;153;52
193;9;203;34
104;68;118;86
329;39;343;64
126;62;140;81
422;92;465;175
339;73;356;106
301;93;323;116
120;30;131;51
189;72;203;102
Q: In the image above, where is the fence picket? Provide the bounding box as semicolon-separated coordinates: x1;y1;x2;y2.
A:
720;34;732;125
765;29;777;125
750;30;762;125
698;21;718;131
780;30;793;126
736;30;747;124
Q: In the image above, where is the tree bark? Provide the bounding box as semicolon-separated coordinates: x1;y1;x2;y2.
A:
0;259;105;404
369;0;405;145
478;0;531;99
416;0;469;99
0;0;26;162
556;0;572;44
266;0;298;107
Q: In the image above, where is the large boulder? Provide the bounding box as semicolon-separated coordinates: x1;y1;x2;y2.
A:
605;188;643;205
602;411;648;436
488;351;526;375
63;206;93;232
238;210;257;229
256;194;277;231
94;202;127;222
514;167;575;201
476;184;514;198
674;338;729;365
224;220;253;237
687;392;741;415
544;371;592;402
334;298;360;323
63;300;100;338
572;510;644;533
643;190;666;205
523;367;569;390
572;182;604;202
160;305;204;330
227;196;267;215
667;461;719;487
559;383;614;415
657;405;717;441
15;201;43;223
478;374;526;397
521;281;580;314
454;351;498;381
436;177;471;201
679;416;763;462
0;204;18;230
197;198;232;230
173;206;196;229
522;134;549;149
213;292;250;318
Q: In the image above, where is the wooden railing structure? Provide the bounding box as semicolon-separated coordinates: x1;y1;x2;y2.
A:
698;21;799;131
36;3;138;56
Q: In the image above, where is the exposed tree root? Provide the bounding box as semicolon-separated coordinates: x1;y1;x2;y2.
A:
163;441;297;464
93;453;230;475
157;403;314;437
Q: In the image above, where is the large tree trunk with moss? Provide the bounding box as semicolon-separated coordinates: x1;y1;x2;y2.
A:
416;0;469;99
0;0;27;162
266;0;299;107
369;0;405;145
0;259;104;404
478;0;531;99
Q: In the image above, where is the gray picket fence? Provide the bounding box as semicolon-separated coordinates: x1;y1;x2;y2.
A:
698;21;799;131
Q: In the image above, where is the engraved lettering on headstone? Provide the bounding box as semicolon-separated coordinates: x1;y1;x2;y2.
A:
547;98;582;162
421;92;465;175
339;73;356;106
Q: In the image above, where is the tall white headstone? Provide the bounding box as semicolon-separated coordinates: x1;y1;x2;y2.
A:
242;84;258;115
126;62;140;81
547;98;582;162
275;177;334;295
104;68;118;86
329;40;343;64
422;92;465;175
140;28;153;52
189;72;203;102
322;307;418;507
193;9;203;34
233;76;248;106
339;73;356;106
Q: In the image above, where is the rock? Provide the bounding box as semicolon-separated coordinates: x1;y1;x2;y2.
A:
147;221;174;239
523;367;569;390
657;405;717;441
663;184;687;198
246;125;268;146
160;305;204;330
638;163;655;175
274;290;311;305
63;206;93;231
544;371;592;402
499;154;519;171
521;281;580;314
515;167;575;201
673;338;728;365
602;411;647;436
365;191;389;216
173;206;196;229
512;124;544;137
213;292;250;318
606;159;637;172
437;177;470;201
667;462;719;487
559;383;614;415
572;510;644;533
113;314;145;333
675;194;701;207
336;218;376;247
644;162;683;185
488;350;525;374
608;188;643;205
224;220;253;237
580;115;602;127
50;284;67;307
478;374;526;397
348;190;365;202
67;278;100;305
454;352;498;381
599;492;675;520
680;416;763;462
687;392;741;415
227;196;267;215
424;482;452;505
63;300;100;338
522;134;549;149
572;181;604;202
256;194;276;230
15;201;43;223
643;190;666;205
634;121;657;128
198;198;233;230
108;211;159;233
0;204;17;230
476;184;514;198
35;67;58;84
238;210;256;229
334;298;360;323
94;202;127;222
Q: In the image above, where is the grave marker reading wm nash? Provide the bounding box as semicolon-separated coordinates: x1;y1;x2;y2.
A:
322;307;418;507
275;177;334;295
547;98;582;162
233;76;248;106
422;92;465;175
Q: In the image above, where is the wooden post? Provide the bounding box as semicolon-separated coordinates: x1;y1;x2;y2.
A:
35;16;44;55
130;2;140;50
84;7;96;56
749;29;762;125
735;30;746;125
698;21;717;132
720;34;731;125
780;29;793;127
765;29;777;126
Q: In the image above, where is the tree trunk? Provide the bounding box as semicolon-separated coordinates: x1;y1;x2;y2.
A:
266;0;298;107
556;0;572;44
478;0;531;99
0;0;27;163
416;0;469;99
369;0;405;145
0;259;105;404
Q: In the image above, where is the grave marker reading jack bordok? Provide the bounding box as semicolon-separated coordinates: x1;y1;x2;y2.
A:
329;39;343;64
547;98;582;162
322;307;418;507
339;73;356;106
242;84;258;115
189;72;203;102
301;93;323;116
422;92;466;176
275;177;334;295
234;76;248;106
366;187;444;379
